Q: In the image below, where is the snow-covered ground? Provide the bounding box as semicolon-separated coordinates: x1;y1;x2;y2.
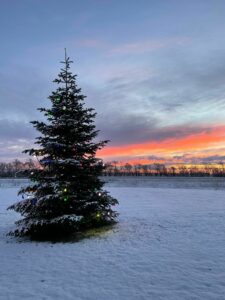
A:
1;178;225;300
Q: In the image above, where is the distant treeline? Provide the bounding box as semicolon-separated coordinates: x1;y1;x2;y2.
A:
102;162;225;177
0;159;35;178
1;160;225;178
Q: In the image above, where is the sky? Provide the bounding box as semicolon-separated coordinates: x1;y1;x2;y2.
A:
1;0;225;164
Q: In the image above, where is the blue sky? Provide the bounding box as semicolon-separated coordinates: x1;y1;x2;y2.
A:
1;0;225;162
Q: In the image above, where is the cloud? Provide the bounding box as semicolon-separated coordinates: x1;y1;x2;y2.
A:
76;39;105;48
75;36;190;58
0;139;34;162
96;113;157;145
2;35;225;162
97;113;211;146
85;45;225;133
99;153;225;165
0;119;35;141
108;37;190;56
0;119;37;161
200;155;225;163
0;65;51;120
172;154;225;164
98;124;225;159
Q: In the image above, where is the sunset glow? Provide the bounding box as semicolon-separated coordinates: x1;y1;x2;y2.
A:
98;125;225;164
1;1;225;164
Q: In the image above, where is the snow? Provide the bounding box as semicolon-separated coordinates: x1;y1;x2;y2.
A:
1;177;225;299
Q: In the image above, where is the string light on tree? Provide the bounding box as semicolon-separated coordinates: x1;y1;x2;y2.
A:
55;96;61;103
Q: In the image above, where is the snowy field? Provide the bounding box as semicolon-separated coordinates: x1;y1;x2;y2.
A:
1;177;225;300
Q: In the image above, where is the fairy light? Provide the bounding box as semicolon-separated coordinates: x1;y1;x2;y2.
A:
55;96;61;103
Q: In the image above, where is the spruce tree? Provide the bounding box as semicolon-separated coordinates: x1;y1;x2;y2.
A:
8;51;118;238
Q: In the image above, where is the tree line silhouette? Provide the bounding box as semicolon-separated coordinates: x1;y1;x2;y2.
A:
0;159;36;178
0;159;225;177
102;161;225;177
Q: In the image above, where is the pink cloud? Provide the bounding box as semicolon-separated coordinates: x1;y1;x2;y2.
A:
109;37;190;56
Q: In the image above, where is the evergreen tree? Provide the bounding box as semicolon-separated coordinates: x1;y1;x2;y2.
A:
8;51;118;238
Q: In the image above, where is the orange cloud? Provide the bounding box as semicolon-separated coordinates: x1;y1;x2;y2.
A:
98;125;225;161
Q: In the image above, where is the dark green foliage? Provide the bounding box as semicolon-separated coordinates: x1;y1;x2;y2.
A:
8;52;118;238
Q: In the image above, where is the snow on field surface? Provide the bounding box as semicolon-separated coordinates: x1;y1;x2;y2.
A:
1;178;225;300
